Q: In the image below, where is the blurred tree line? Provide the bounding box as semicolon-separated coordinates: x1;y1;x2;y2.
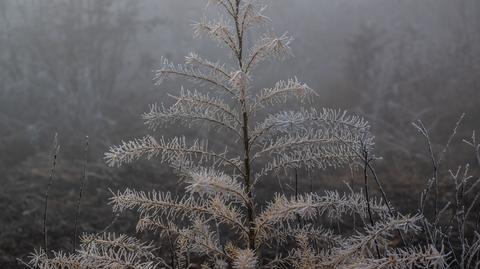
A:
0;0;158;165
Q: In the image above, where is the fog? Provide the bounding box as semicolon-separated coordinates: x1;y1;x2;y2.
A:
1;0;479;267
1;0;478;158
1;0;479;154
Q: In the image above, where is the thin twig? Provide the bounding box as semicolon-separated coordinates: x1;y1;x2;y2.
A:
439;113;465;164
73;135;89;250
43;133;59;253
413;120;439;244
332;132;407;245
294;168;303;227
100;214;119;234
365;161;407;246
362;145;381;258
16;258;34;269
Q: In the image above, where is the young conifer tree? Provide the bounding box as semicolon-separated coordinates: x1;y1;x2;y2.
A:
104;0;373;256
27;1;449;268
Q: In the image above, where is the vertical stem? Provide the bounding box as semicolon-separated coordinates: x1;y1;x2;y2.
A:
44;133;59;253
475;211;480;234
242;109;255;250
166;230;177;269
73;135;89;250
421;123;439;231
458;170;466;269
294;168;302;227
476;144;480;167
366;161;407;246
363;147;380;258
234;0;243;69
363;151;375;227
234;0;255;250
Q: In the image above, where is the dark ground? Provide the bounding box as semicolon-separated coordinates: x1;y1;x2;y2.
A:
2;141;477;269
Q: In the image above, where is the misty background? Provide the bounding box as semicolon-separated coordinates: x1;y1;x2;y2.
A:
1;0;479;267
